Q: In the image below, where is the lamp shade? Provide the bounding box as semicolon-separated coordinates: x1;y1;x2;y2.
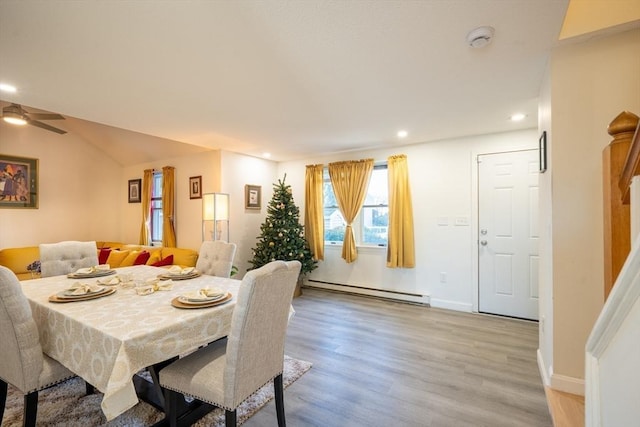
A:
203;193;215;221
202;192;230;241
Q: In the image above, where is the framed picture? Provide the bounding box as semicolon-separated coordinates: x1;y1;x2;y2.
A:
0;154;38;209
539;131;547;173
189;176;202;199
128;179;141;203
245;184;261;209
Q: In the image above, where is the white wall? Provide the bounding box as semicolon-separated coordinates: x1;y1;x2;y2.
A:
220;150;279;278
279;129;537;311
547;27;640;391
0;120;122;247
538;60;555;387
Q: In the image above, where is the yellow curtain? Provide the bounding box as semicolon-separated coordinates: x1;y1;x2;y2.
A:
387;154;415;268
304;164;324;261
162;166;177;247
328;158;374;263
139;169;153;245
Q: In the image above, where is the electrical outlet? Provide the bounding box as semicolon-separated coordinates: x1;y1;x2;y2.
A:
440;272;447;283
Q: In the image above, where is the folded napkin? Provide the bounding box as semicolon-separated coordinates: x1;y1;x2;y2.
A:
135;279;174;295
197;287;224;298
74;264;111;275
97;276;121;286
167;266;195;275
66;282;103;295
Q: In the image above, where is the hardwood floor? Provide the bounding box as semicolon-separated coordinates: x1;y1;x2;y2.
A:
245;288;552;427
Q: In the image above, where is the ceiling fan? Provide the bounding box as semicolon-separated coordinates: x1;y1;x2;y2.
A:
2;103;67;134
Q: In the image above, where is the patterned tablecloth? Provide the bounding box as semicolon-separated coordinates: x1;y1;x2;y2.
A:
21;265;241;421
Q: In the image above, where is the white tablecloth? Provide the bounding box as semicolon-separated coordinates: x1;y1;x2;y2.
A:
21;265;240;421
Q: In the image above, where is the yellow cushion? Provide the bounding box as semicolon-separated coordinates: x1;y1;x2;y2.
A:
119;250;141;267
160;247;198;267
0;246;39;276
106;250;130;268
146;250;162;265
96;241;125;250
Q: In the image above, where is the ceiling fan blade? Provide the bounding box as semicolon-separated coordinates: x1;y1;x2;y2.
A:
26;112;65;120
28;120;67;134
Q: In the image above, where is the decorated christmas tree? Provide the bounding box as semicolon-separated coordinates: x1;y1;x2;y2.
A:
248;175;317;275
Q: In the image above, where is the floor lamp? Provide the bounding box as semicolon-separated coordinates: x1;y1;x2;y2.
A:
202;193;229;241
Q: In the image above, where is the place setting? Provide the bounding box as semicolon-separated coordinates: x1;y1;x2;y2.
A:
48;282;116;303
157;265;201;280
66;264;116;279
171;286;232;309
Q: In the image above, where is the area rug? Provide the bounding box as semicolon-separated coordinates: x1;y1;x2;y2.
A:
2;356;311;426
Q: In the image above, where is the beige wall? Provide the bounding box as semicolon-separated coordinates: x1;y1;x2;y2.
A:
0;119;122;247
548;28;640;389
121;150;222;251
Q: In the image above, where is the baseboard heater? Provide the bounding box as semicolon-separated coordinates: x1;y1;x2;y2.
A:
304;279;430;306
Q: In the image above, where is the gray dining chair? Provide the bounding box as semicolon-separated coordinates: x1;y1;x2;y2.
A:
159;260;302;427
39;240;99;278
0;265;79;427
195;241;237;278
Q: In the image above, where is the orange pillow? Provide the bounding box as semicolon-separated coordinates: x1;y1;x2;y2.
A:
146;251;162;266
119;250;141;267
106;250;130;268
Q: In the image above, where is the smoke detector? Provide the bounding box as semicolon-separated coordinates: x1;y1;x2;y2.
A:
467;26;494;48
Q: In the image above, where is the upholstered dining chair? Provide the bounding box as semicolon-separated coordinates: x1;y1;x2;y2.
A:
0;265;78;427
159;260;302;427
39;240;99;278
195;240;237;278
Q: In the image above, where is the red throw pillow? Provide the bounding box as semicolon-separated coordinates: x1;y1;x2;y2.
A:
98;248;112;265
133;251;151;265
151;254;173;267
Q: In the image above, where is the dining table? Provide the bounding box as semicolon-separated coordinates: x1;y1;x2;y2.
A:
20;264;241;421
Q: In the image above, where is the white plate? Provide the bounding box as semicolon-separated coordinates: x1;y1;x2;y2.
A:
178;292;226;304
58;286;107;299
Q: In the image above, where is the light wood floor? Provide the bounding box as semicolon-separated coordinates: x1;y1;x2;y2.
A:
245;288;552;427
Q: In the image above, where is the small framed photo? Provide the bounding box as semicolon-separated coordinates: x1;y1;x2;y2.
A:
128;179;141;203
245;184;261;210
189;176;202;199
539;131;547;173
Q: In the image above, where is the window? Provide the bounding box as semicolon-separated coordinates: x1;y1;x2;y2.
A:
323;164;388;246
150;171;163;244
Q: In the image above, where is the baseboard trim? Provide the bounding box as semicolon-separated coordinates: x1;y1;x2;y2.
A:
430;298;473;312
551;373;585;396
304;280;430;305
537;349;551;387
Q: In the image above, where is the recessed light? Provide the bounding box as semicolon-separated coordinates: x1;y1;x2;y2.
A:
397;130;408;139
510;113;526;121
263;152;271;159
0;83;17;93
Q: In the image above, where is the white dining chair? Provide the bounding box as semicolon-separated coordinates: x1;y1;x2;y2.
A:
159;260;302;427
0;265;79;427
195;241;237;278
39;240;99;278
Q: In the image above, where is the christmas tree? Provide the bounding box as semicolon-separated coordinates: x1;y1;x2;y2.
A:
248;175;317;275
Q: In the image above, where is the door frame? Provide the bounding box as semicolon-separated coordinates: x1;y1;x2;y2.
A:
470;148;538;314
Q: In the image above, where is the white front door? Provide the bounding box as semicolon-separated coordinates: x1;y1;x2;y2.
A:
478;150;539;320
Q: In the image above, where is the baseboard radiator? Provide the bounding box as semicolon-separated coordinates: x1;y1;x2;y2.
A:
304;279;430;305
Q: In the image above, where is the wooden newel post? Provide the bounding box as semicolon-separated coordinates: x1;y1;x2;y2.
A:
603;111;639;299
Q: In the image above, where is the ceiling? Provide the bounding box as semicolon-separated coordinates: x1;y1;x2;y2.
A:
0;0;571;164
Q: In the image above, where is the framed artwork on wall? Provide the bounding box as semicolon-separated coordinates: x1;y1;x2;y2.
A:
0;154;38;209
245;184;261;209
128;179;141;203
189;176;202;199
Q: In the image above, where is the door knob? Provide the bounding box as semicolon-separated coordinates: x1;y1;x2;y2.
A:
480;240;488;246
